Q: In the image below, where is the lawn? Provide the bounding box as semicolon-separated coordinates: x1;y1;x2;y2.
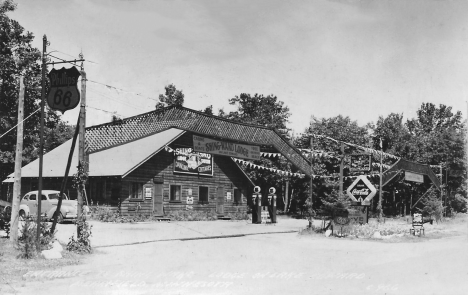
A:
0;238;82;291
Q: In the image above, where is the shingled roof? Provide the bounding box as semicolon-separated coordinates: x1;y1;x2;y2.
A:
382;158;441;190
85;106;312;175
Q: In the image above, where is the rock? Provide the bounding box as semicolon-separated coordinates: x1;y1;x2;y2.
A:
52;240;63;252
42;249;62;260
325;229;332;237
373;231;382;239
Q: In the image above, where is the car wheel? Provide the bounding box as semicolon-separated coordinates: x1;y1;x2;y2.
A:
19;210;26;221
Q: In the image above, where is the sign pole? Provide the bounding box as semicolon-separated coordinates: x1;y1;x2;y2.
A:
339;142;344;197
36;35;47;247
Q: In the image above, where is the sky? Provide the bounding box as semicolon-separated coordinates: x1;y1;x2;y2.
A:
10;0;468;133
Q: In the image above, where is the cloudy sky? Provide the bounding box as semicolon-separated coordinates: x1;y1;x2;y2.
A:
11;0;468;132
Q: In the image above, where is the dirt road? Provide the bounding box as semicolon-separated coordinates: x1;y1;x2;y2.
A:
3;217;468;295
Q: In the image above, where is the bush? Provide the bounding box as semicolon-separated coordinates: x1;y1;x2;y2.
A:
422;192;444;223
17;217;55;259
0;206;11;237
347;221;407;238
168;210;218;221
66;216;92;254
226;208;250;220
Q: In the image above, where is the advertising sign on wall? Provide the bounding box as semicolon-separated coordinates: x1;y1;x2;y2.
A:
174;148;213;176
193;135;261;161
349;154;372;172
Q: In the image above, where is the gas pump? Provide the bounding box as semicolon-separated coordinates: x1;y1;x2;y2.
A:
268;187;277;223
251;186;261;224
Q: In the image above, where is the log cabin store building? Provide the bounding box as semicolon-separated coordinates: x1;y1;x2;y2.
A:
4;107;312;217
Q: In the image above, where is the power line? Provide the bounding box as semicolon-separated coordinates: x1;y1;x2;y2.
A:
49;48;99;64
0;109;40;139
87;79;160;103
87;88;149;112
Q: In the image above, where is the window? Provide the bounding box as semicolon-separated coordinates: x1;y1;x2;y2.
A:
41;195;47;201
170;185;181;201
199;186;209;204
29;194;36;201
129;182;143;200
234;189;242;205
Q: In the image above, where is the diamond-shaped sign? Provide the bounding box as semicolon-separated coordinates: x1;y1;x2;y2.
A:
346;175;377;205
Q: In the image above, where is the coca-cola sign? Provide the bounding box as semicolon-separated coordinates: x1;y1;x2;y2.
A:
346;176;377;205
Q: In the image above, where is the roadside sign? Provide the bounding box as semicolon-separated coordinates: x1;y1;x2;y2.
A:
46;67;81;113
346;175;376;205
349;154;371;172
405;171;424;183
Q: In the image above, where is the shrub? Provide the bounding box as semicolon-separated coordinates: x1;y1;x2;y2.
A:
0;206;11;237
347;221;407;238
422;192;444;223
226;208;250;220
17;217;55;259
168;210;218;221
66;216;92;254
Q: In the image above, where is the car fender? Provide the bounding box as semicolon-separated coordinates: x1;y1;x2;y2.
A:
19;204;30;216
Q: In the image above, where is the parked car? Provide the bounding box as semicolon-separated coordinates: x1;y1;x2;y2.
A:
19;190;82;223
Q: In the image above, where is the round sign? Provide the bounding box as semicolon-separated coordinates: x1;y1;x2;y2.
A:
254;186;261;193
46;67;81;113
269;187;276;194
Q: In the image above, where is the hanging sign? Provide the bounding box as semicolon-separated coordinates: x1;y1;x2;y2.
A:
193;135;261;161
346;175;377;205
349;154;372;172
405;172;424;183
173;148;213;176
46;66;81;113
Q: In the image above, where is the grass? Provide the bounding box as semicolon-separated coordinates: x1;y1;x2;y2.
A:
298;213;468;242
0;238;82;289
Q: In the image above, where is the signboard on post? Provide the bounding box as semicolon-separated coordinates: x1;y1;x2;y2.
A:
405;171;424;183
173;148;213;176
349;154;371;172
46;67;81;113
193;135;261;161
346;175;377;205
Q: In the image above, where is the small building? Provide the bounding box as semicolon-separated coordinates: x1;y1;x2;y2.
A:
3;106;311;217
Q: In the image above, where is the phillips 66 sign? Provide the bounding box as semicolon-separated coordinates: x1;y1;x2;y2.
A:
46;67;81;113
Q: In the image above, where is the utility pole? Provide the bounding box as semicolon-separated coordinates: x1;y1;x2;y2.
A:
77;66;86;233
10;76;25;243
309;136;314;227
284;178;289;214
377;137;383;220
339;142;344;197
36;35;47;247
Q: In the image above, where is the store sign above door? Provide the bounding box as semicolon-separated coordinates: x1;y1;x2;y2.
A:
405;171;424;183
193;135;261;161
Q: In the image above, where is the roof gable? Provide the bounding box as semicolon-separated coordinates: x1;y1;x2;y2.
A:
85;106;312;175
382;159;441;190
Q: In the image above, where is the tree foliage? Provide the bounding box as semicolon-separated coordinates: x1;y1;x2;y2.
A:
0;1;73;182
155;84;184;110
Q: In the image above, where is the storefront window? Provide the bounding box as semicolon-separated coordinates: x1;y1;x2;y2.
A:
170;185;181;201
199;186;209;204
130;182;143;199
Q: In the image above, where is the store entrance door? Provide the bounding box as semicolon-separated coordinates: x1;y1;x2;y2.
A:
216;186;224;215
